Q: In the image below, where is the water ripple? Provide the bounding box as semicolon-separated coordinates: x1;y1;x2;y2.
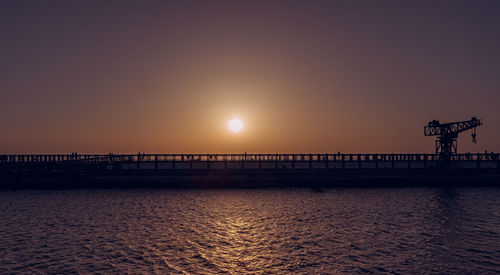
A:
0;188;499;274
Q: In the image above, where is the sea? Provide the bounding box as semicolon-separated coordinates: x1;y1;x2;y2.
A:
0;188;499;274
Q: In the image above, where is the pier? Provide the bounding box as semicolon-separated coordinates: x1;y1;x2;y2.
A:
1;153;500;169
1;153;499;189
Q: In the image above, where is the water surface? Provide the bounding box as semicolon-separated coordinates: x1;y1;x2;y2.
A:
0;188;499;274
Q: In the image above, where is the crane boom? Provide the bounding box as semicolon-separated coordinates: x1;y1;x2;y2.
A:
424;117;482;160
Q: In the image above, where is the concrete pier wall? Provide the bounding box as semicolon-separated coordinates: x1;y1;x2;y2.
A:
108;160;499;170
1;153;499;189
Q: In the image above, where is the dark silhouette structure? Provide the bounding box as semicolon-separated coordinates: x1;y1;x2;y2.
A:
424;117;482;160
0;117;498;189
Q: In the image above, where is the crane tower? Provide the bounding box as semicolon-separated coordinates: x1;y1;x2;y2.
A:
424;117;482;160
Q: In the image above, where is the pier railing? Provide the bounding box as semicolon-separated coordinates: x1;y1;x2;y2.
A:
1;153;499;166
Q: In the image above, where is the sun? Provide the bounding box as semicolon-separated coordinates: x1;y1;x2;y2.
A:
228;118;244;133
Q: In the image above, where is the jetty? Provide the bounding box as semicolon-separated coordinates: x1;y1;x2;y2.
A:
1;153;499;188
1;117;498;188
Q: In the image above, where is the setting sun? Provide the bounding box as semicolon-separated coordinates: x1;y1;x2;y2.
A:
228;118;244;133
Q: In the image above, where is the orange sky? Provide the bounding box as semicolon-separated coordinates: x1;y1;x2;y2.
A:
1;1;499;154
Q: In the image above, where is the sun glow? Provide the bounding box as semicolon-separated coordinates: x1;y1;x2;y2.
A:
228;118;244;133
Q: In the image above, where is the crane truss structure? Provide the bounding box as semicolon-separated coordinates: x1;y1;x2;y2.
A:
424;117;482;160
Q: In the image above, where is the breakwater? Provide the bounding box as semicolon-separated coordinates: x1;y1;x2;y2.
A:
1;153;500;188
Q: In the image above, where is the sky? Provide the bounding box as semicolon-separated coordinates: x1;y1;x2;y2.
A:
1;0;499;154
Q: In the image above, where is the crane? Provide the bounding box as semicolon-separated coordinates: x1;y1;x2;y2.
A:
424;117;482;160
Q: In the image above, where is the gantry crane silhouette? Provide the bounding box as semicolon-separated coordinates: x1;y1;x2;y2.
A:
424;117;482;160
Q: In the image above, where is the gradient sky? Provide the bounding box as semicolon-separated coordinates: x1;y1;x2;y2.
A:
1;0;499;154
